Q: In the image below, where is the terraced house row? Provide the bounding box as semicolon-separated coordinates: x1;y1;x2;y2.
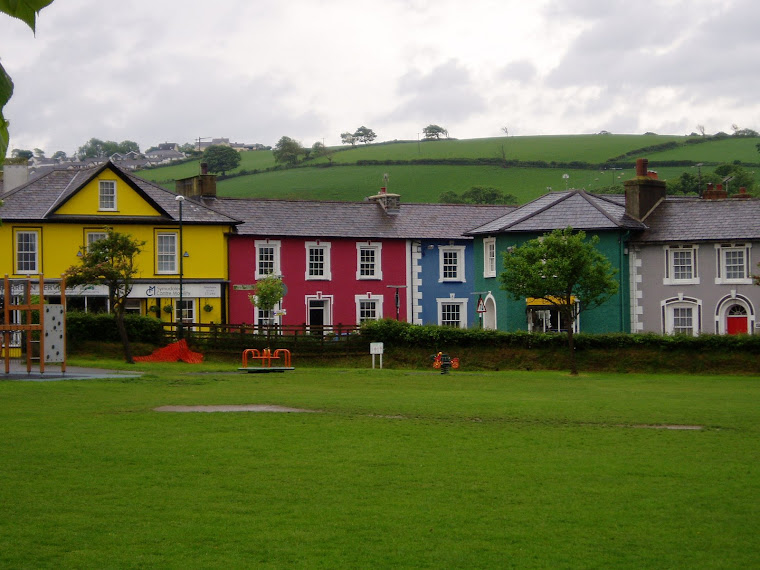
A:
1;158;758;335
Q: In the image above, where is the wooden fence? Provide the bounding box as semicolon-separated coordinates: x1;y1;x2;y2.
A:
160;322;368;356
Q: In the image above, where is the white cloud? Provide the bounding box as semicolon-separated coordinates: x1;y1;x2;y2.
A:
1;0;759;154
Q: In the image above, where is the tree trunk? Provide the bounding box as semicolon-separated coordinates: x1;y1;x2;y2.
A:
566;326;578;376
116;311;134;364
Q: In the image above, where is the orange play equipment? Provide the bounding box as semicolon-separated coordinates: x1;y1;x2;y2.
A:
239;348;294;373
134;339;203;363
432;351;459;374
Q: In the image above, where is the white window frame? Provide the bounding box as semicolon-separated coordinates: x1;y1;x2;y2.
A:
86;231;108;251
436;295;468;328
356;242;383;280
661;297;702;336
255;301;282;327
99;180;117;211
175;298;194;323
355;294;384;323
305;241;331;280
483;238;496;278
15;229;39;274
439;245;466;283
715;243;752;285
255;239;281;279
663;245;699;285
156;232;178;274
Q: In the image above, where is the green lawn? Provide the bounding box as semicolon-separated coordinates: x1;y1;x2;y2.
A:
2;364;758;568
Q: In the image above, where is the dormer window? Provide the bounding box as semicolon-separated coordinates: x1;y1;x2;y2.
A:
99;180;117;211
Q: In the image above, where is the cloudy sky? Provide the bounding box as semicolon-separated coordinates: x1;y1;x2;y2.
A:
2;0;758;155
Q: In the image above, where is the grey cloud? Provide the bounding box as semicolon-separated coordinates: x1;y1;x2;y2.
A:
383;60;487;123
498;60;537;82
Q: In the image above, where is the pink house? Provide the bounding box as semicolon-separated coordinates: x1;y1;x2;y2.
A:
216;194;411;328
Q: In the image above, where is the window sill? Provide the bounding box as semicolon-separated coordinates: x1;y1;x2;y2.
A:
663;278;700;285
715;278;752;285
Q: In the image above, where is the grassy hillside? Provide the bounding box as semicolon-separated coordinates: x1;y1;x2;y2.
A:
215;164;696;203
137;134;760;204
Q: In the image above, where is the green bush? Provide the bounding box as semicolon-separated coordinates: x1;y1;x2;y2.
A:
360;319;760;352
66;312;163;345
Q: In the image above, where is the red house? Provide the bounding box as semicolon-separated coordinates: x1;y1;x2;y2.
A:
216;193;411;329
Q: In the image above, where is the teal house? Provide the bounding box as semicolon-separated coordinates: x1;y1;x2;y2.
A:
467;189;649;333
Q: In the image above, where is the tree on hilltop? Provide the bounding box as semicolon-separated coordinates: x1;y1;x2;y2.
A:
353;126;377;144
340;132;357;146
422;124;448;140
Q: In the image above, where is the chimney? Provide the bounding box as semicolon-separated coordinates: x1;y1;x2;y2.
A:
702;182;728;200
367;188;401;215
175;171;217;201
623;158;667;221
733;186;751;200
2;159;30;193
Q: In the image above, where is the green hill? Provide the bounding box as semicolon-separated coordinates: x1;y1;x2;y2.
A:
137;134;760;204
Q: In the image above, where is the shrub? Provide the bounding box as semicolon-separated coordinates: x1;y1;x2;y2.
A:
66;312;163;345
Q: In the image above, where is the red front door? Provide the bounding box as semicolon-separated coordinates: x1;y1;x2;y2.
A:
727;316;748;335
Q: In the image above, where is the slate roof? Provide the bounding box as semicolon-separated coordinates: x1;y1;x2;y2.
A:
633;196;760;243
212;198;514;240
0;161;240;226
467;190;645;235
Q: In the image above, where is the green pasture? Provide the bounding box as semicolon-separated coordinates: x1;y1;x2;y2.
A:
1;363;758;568
322;134;682;164
646;136;760;164
214;164;702;204
137;134;760;204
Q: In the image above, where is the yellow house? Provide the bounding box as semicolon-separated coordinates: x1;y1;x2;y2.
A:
0;161;240;325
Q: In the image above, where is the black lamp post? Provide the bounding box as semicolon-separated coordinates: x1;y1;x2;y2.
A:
175;194;185;340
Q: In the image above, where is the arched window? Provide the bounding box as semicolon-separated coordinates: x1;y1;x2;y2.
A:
661;297;702;336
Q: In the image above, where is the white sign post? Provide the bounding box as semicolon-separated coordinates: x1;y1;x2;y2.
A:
370;342;384;369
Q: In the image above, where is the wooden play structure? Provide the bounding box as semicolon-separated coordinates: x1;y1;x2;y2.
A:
1;275;67;374
239;348;294;373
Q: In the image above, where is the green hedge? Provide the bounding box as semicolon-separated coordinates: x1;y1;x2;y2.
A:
66;312;164;345
360;319;760;352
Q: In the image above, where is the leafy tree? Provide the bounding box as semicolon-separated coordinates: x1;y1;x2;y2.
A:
33;147;44;158
713;163;756;194
440;186;517;205
439;191;464;203
1;1;53;160
202;144;241;174
51;150;67;160
64;230;145;364
118;140;140;154
249;275;285;327
499;227;619;375
422;124;448;140
11;148;33;160
353;126;377;144
340;132;356;146
461;186;517;205
272;136;304;165
311;141;333;163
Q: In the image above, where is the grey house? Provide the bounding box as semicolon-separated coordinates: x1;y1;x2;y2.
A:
630;182;760;335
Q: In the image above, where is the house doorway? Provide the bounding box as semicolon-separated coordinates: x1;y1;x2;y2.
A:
482;294;497;330
307;297;332;333
726;304;748;334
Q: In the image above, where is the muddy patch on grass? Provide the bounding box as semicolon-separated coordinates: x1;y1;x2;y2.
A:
155;405;318;413
627;424;704;430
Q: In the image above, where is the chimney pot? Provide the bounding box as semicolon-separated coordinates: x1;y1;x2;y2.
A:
635;158;648;177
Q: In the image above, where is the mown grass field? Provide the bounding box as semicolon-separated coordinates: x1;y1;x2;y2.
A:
2;362;758;568
137;134;760;204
